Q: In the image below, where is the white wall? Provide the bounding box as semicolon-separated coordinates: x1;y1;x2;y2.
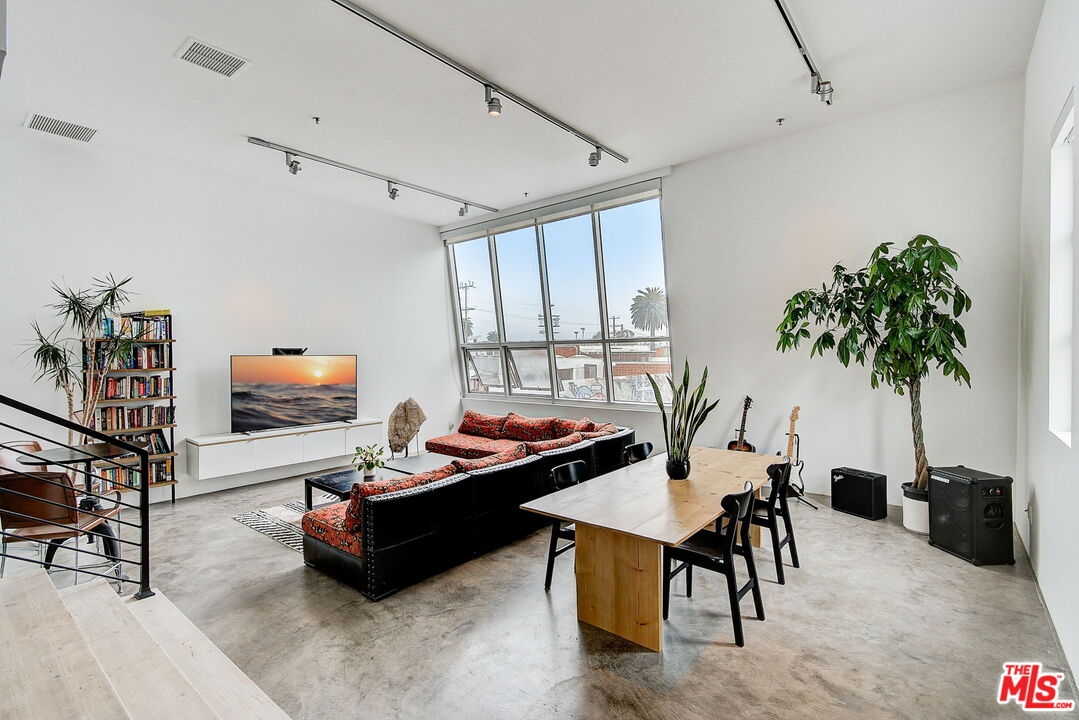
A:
0;126;459;500
471;78;1024;509
664;77;1024;505
1017;0;1079;674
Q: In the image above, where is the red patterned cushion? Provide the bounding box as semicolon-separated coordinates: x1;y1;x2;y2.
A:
457;410;508;439
302;502;362;558
524;432;585;454
581;423;618;439
451;443;527;472
426;433;521;459
344;464;457;531
575;417;596;433
502;412;561;441
550;417;580;438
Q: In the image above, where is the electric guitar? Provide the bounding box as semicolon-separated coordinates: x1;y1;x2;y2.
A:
726;396;756;452
785;405;803;475
779;404;816;508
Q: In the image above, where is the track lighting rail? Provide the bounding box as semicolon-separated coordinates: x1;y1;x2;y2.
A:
247;137;498;213
773;0;835;105
326;0;629;164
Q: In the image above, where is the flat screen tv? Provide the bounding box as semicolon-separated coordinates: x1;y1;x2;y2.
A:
231;355;357;433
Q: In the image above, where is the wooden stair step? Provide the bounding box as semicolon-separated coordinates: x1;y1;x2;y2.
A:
124;590;292;720
59;581;218;720
0;570;131;720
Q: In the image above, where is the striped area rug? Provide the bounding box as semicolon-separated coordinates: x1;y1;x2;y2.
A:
231;496;337;553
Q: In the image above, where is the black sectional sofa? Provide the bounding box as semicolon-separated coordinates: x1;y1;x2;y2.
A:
302;420;634;601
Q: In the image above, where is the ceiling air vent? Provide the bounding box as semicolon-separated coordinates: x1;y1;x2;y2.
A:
24;113;97;142
176;38;248;77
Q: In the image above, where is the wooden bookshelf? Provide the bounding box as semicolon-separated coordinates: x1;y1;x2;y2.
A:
96;423;176;435
96;395;177;405
117;480;177;494
84;367;177;374
93;452;177;467
85;311;177;502
92;338;176;344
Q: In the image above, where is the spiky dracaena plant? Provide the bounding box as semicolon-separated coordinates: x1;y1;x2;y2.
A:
776;235;971;491
647;361;720;463
27;275;137;444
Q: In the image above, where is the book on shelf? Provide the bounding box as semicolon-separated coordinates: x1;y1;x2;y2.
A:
93;375;172;400
109;428;171;456
86;343;171;371
95;461;171;492
91;404;175;432
98;314;172;340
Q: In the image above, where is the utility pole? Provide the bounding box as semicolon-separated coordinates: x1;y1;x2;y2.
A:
608;315;623;337
458;281;475;339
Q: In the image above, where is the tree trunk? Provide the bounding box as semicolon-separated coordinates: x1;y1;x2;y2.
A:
909;379;930;491
65;387;75;447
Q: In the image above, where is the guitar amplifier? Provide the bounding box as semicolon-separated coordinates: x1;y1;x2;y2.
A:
928;466;1014;566
831;467;887;520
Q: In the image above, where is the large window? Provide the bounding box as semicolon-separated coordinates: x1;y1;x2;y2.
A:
1049;95;1075;446
449;191;671;405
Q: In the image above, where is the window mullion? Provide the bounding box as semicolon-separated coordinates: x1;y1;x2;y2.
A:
535;222;557;400
487;234;510;398
592;211;614;401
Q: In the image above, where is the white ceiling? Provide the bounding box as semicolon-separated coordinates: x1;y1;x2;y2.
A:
0;0;1043;225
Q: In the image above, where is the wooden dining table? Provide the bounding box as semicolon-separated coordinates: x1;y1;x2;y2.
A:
521;446;782;652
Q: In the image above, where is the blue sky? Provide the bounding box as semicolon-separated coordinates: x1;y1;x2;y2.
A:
454;197;667;343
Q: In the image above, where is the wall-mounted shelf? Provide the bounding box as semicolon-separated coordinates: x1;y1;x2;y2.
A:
186;419;382;480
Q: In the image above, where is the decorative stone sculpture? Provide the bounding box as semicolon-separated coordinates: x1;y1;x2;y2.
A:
388;397;427;453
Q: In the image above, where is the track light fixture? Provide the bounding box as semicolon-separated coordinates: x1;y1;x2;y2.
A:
485;86;502;117
326;0;628;163
285;152;301;175
774;0;836;107
249;137;498;213
459;203;469;217
588;147;601;167
812;75;834;105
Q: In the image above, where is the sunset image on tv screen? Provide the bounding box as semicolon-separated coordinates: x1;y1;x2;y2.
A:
231;355;357;432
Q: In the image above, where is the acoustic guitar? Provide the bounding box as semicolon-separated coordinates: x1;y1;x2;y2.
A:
726;396;756;452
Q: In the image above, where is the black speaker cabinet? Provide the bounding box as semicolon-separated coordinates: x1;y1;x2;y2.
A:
831;467;887;520
928;466;1014;566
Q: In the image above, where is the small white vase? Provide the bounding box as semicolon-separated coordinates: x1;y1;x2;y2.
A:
363;466;377;478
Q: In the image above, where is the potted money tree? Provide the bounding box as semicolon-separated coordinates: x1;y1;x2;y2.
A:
775;235;972;533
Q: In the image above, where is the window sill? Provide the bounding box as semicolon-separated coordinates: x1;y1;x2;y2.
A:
462;393;663;415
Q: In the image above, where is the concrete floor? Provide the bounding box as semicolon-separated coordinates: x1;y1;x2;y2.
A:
136;475;1072;720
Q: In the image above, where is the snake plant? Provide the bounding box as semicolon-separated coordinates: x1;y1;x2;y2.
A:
647;361;719;463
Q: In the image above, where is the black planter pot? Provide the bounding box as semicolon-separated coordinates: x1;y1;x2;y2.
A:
901;482;928;501
666;459;691;480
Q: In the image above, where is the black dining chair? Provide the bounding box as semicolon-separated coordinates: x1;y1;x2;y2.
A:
750;461;799;584
623;441;653;465
543;460;589;591
662;481;764;647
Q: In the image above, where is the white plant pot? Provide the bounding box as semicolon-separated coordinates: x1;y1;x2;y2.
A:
363;467;377;478
901;492;930;534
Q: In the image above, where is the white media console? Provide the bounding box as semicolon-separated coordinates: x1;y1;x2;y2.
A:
185;418;382;480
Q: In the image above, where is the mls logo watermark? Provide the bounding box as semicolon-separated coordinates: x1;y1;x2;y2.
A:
997;663;1075;711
